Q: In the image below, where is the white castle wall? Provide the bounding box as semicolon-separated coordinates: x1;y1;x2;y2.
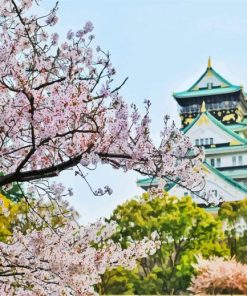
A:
169;164;247;204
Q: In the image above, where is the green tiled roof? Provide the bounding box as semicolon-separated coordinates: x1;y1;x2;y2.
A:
136;162;247;194
205;144;247;154
218;168;247;179
136;177;158;187
182;111;247;145
205;207;220;213
204;162;247;194
136;177;176;191
173;64;242;99
227;118;247;131
231;126;247;133
227;124;246;130
189;65;233;90
137;179;177;191
174;86;241;99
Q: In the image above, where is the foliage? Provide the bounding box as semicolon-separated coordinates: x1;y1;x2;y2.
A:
0;193;26;242
218;198;247;262
0;178;22;202
99;193;227;295
0;190;79;241
189;256;247;295
97;266;138;295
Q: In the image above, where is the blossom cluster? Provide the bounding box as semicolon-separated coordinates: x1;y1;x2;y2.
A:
0;220;159;295
0;187;157;295
0;0;204;192
189;256;247;294
0;0;206;294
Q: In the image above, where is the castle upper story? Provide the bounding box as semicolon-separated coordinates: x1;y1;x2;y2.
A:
173;58;247;128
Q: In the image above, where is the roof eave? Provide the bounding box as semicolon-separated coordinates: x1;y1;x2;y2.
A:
205;144;247;155
204;162;247;194
173;87;241;99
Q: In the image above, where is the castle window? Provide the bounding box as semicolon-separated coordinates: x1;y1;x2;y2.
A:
210;159;215;167
216;158;221;167
192;104;197;112
238;155;243;165
207;82;213;89
196;138;214;146
232;156;236;166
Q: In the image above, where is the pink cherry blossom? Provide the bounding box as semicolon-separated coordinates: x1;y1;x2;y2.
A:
0;219;159;295
0;0;206;294
84;21;94;33
0;0;204;193
189;256;247;294
46;13;58;26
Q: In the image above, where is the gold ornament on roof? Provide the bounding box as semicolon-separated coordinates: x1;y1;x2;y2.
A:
201;101;206;113
208;56;212;68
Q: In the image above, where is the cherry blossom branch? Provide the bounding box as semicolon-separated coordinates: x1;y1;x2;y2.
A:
0;0;204;197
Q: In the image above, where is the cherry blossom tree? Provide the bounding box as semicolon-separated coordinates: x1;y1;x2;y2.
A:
0;182;158;295
0;217;159;295
0;0;205;294
0;189;160;295
0;0;204;194
189;256;247;295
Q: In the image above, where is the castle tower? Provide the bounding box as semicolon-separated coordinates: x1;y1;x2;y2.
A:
173;59;247;188
173;58;247;129
137;59;247;206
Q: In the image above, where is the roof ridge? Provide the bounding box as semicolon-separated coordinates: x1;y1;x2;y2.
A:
173;85;241;99
203;161;247;194
137;161;247;194
207;67;233;87
188;66;234;92
188;68;208;91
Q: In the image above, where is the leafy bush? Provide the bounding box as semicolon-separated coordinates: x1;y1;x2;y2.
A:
98;193;228;295
218;198;247;262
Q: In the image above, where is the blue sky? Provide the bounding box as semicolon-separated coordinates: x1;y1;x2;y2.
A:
40;0;247;223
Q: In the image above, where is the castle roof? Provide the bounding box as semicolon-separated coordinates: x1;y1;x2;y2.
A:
173;58;242;99
137;161;247;196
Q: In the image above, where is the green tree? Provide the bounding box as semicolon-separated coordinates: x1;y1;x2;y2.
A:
0;193;26;242
0;191;78;242
99;192;228;295
218;198;247;262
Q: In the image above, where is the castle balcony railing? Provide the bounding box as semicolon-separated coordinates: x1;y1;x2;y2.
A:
178;101;238;115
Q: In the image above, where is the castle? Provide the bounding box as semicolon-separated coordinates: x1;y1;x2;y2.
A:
137;58;247;208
